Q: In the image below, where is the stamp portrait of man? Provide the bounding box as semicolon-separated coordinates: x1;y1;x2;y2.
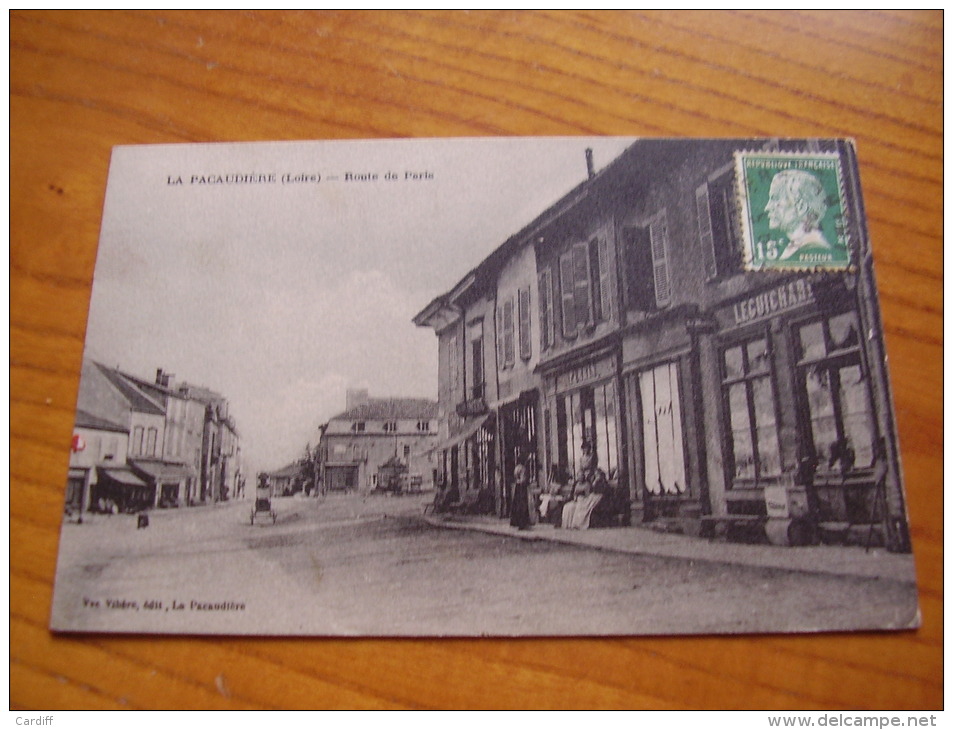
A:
763;168;832;261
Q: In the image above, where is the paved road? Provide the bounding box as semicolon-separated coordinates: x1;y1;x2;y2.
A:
50;493;918;636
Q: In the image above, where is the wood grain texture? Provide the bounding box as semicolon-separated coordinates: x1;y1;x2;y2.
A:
10;10;941;710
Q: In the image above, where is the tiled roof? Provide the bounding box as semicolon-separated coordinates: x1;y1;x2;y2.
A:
331;398;438;422
74;408;128;433
93;363;166;416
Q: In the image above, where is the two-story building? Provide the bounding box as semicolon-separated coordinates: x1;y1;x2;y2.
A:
415;139;911;551
319;390;439;493
68;359;243;512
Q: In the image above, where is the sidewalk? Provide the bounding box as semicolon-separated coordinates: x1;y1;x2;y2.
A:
422;512;918;583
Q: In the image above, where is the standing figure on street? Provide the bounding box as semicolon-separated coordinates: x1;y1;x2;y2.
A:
509;463;532;531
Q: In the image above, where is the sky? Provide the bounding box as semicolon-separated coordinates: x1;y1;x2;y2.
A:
81;137;634;475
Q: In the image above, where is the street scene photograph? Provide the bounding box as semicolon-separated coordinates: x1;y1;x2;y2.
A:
50;137;919;637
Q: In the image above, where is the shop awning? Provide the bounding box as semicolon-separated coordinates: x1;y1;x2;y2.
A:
417;413;492;456
129;460;194;482
97;467;147;488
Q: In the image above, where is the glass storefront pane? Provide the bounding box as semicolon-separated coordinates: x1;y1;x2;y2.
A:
732;427;756;479
639;370;661;495
805;367;838;474
728;383;751;433
829;312;860;351
604;381;619;476
724;346;744;379
751;377;776;427
746;338;770;374
798;321;826;362
594;383;608;470
570;392;584;480
839;364;875;469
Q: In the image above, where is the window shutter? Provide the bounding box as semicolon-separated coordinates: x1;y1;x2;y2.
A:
518;287;532;360
572;241;592;328
696;183;718;280
503;297;515;368
538;268;553;350
495;306;505;370
559;251;576;336
650;212;671;307
597;237;612;321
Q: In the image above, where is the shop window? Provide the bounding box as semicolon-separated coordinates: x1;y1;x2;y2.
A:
696;166;741;279
722;337;782;486
796;312;874;476
638;362;685;495
555;381;618;481
537;268;555;351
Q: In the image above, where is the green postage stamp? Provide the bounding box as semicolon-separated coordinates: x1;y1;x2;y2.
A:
735;150;850;271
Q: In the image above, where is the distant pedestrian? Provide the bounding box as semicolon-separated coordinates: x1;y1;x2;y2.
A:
509;463;532;531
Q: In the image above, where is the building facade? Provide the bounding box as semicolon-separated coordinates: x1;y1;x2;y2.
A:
319;390;440;493
415;139;911;551
67;360;243;513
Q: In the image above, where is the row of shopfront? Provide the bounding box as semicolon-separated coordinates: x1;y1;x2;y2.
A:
416;140;909;551
427;274;900;545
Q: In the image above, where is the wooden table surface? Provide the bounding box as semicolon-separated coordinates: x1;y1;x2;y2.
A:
10;10;942;711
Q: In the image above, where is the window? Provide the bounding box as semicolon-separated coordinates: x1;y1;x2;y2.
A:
623;216;669;311
518;287;532;360
649;212;671;308
558;239;612;337
796;312;875;476
351;421;366;432
403;445;411;459
448;334;460;397
555;381;619;481
132;426;144;455
538;268;555;351
638;362;685;495
468;320;485;397
383;421;397;432
496;297;515;368
722;337;781;486
416;420;431;432
146;427;158;457
696;166;740;279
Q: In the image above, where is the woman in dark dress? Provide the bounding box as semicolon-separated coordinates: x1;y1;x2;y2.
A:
509;463;532;530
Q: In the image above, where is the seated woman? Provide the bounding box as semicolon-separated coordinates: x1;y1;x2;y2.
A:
560;442;610;530
538;464;571;524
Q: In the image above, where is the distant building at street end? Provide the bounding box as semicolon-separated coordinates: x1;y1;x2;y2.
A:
318;390;440;493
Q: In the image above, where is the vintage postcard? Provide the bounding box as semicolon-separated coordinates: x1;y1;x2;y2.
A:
50;137;919;636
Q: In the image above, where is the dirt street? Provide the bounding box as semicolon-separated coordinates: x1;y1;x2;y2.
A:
50;493;918;636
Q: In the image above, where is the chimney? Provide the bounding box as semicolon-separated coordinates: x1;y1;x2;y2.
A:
585;148;595;179
346;388;369;411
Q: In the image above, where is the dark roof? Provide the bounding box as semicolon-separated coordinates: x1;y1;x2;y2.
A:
267;462;303;479
175;382;225;404
331;398;438;421
414;141;636;324
93;363;166;416
74;409;128;433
